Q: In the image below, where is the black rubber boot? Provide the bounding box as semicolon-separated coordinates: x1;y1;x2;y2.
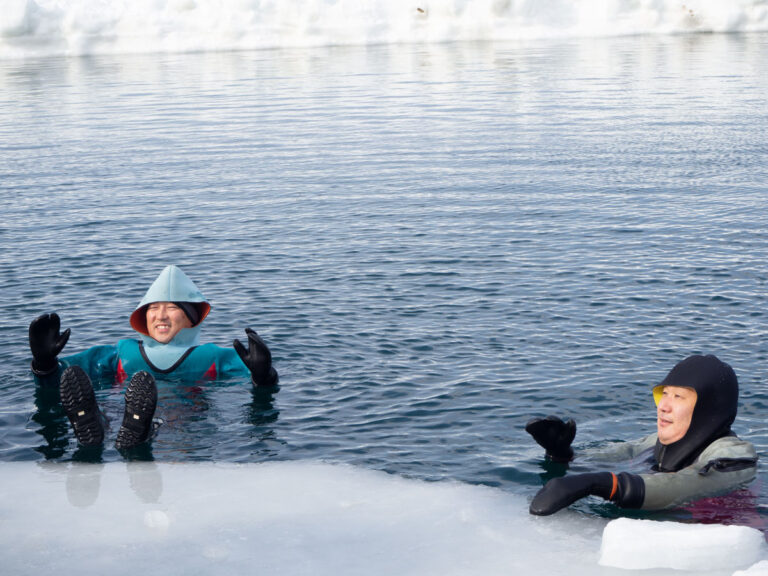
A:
115;371;158;451
59;365;105;447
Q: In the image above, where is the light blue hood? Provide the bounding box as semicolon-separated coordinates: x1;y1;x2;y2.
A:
129;265;211;370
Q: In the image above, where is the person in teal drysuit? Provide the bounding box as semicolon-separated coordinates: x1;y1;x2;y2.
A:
29;265;278;450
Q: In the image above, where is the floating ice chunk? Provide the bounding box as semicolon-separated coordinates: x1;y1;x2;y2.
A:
599;517;767;572
733;560;768;576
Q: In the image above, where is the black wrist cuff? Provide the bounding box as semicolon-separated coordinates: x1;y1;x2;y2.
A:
613;472;645;509
252;366;279;388
31;359;59;377
546;446;574;462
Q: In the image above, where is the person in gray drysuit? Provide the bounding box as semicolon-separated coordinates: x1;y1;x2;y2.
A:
526;354;758;515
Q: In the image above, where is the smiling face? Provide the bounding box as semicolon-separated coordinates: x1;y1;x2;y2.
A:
146;302;192;344
657;385;698;445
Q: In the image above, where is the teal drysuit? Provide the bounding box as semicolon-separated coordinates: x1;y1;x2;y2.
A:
35;265;252;387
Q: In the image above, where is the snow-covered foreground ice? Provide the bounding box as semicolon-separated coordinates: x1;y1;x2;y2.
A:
1;461;765;576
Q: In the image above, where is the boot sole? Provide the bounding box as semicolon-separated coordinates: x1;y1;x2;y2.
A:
60;365;104;446
115;371;157;450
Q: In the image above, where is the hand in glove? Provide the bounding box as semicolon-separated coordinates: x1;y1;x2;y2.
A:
529;471;645;516
234;328;279;387
29;312;70;375
525;415;576;462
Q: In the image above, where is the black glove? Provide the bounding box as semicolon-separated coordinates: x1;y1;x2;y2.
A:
234;328;278;387
525;415;576;462
29;312;70;375
529;471;645;516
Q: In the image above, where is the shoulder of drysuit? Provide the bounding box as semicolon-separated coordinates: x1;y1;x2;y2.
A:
116;339;247;379
582;432;657;463
37;339;248;386
596;433;756;463
633;432;659;452
59;344;120;378
29;344;123;388
695;433;757;462
187;342;249;378
638;434;757;510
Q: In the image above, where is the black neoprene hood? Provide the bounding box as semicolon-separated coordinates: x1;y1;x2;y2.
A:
653;354;738;472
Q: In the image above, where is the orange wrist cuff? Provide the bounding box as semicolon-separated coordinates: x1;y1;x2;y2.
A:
609;472;618;500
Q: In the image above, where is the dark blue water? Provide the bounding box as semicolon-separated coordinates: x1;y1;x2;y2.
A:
1;33;767;518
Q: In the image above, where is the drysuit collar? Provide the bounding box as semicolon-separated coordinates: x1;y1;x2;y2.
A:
129;265;211;370
653;354;738;472
140;326;202;371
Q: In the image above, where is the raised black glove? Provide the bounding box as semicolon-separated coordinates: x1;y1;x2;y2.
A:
234;328;278;387
525;415;576;462
529;471;645;516
29;312;70;375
